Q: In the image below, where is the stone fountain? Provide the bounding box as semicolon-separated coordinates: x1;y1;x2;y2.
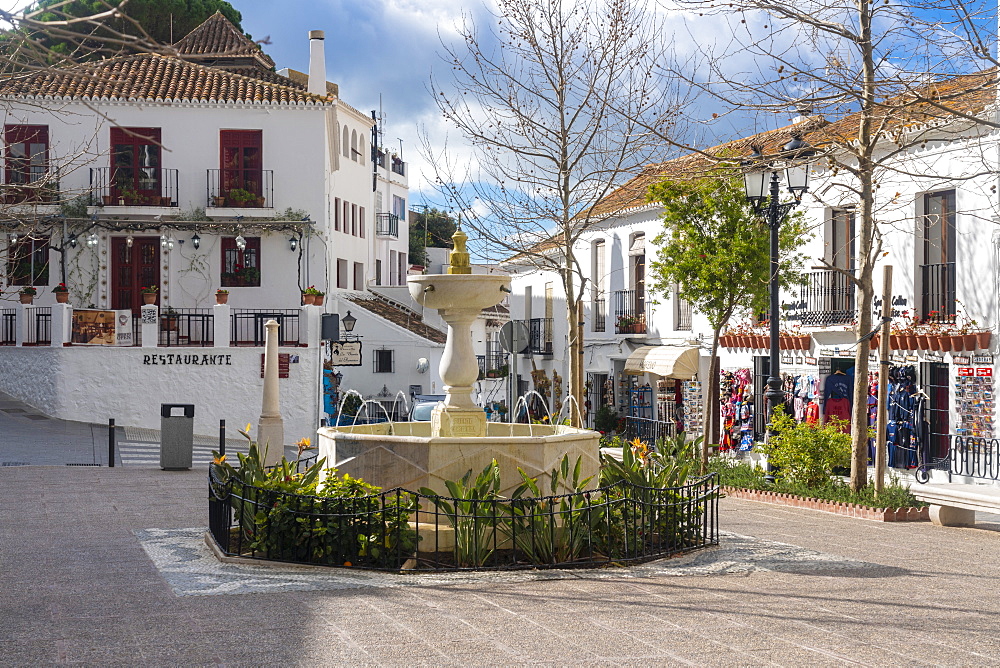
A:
316;228;599;497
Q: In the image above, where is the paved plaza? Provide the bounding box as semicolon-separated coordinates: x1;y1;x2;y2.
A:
3;394;1000;666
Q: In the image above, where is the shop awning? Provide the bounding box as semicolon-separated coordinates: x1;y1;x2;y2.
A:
623;346;700;379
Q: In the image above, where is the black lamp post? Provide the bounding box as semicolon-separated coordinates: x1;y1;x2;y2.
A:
743;137;814;437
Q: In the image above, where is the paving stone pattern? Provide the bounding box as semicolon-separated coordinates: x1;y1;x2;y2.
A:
5;395;1000;665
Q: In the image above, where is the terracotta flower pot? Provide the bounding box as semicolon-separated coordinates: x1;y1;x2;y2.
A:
937;335;951;353
963;333;977;351
870;334;879;351
55;292;69;304
797;335;811;350
889;334;900;350
904;334;918;350
927;335;941;352
142;293;157;305
949;335;964;352
302;293;315;306
977;331;992;350
313;295;325;307
916;334;931;350
19;293;33;304
216;293;229;305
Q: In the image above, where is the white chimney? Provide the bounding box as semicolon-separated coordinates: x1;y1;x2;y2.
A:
307;30;327;97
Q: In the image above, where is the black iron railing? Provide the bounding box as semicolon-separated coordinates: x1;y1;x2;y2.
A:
159;309;214;347
390;157;406;176
206;169;274;208
90;167;179;207
614;290;646;334
231;309;299;346
375;212;399;239
208;470;718;572
23;307;50;346
949;436;1000;480
795;269;856;327
0;308;15;345
132;317;142;347
921;262;956;322
528;317;553;355
623;416;677;445
592;298;606;332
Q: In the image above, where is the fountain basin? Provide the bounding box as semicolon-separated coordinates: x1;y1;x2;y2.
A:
317;422;600;497
407;274;510;311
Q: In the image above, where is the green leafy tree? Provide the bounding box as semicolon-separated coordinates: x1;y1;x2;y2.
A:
647;172;809;469
409;207;456;267
20;0;244;62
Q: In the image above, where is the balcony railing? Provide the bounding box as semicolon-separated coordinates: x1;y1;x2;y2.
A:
159;309;214;347
592;298;606;332
231;309;299;346
375;212;399;239
23;306;51;346
921;262;956;323
482;343;507;377
2;166;60;204
0;308;15;345
794;268;856;327
528;317;554;356
206;169;273;208
90;167;179;207
614;289;646;334
390;157;406;176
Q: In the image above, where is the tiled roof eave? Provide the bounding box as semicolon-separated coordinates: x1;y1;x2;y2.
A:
0;93;333;108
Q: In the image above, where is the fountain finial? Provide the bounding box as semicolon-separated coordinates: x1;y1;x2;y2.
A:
446;216;471;275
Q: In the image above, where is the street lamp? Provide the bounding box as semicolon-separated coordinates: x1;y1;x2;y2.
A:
341;310;357;337
742;137;815;440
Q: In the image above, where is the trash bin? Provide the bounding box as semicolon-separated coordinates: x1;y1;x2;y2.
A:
160;403;195;470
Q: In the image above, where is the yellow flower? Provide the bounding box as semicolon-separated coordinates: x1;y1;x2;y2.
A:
245;422;252;434
212;454;226;465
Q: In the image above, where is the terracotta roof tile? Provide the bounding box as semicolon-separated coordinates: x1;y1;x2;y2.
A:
346;297;447;344
0;53;330;105
173;10;275;70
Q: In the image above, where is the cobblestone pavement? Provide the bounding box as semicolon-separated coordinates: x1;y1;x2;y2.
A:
3;462;1000;667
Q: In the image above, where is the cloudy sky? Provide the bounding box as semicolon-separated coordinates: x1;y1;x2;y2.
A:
237;0;485;205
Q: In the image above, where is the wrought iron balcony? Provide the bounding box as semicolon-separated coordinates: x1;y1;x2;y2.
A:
592;298;606;332
206;169;273;208
375;212;399;239
528;317;554;356
614;289;646;334
90;167;178;207
791;269;856;327
921;262;956;323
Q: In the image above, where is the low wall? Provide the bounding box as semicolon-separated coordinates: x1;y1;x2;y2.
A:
0;346;321;442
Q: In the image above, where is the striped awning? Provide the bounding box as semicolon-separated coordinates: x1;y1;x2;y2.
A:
622;346;700;379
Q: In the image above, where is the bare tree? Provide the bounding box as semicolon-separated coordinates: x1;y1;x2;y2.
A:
646;0;1000;490
423;0;689;424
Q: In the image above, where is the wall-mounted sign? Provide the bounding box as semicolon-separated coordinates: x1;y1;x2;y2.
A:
973;355;994;365
958;367;974;377
953;356;971;365
116;312;133;346
804;356;817;366
795;356;804;365
330;340;362;366
260;353;290;379
780;355;792;364
819;348;834;357
925;352;944;362
977;367;993;377
818;358;832;374
143;353;232;365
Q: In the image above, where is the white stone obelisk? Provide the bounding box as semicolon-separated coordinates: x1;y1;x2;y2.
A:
258;319;284;466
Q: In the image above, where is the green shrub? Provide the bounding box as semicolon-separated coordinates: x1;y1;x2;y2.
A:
759;413;851;487
594;405;619;433
420;460;502;568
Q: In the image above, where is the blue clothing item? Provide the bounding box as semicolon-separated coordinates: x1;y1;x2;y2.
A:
824;373;852;401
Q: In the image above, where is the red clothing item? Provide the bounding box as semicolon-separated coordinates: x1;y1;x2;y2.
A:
824;397;851;432
805;401;821;425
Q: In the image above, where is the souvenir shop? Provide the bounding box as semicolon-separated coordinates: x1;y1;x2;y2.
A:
720;348;978;469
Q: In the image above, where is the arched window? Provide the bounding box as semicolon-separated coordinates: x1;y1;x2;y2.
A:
351;130;358;161
342;126;350;158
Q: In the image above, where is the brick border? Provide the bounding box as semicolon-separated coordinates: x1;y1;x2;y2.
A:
723;487;929;522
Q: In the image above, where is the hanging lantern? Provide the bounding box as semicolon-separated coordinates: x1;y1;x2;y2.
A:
191;233;201;250
87;233;98;247
235;233;246;251
126;234;134;248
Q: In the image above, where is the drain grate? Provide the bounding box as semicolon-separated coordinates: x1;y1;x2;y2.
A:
66;463;100;467
2;462;30;467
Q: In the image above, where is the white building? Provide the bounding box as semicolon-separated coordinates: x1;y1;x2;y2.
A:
506;75;1000;467
0;12;441;438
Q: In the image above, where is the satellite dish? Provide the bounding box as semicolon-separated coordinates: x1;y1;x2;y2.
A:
498;321;530;354
416;357;429;374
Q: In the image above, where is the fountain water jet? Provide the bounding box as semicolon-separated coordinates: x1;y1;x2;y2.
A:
317;227;599;496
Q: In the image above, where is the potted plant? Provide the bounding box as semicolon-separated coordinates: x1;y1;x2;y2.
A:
302;285;318;305
226;188;255;207
161;306;178;331
52;283;70;303
312;289;326;307
140;284;158;305
212;195;226;207
215;288;229;305
19;286;37;304
118;187;141;206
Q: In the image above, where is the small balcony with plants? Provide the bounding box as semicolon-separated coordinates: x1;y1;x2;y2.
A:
206;169;273;209
90;167;178;208
614;289;646;335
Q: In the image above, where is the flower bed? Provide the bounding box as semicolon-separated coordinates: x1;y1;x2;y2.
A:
723;486;929;522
